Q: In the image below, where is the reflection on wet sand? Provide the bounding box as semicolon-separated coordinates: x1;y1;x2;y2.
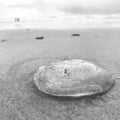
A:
0;28;120;120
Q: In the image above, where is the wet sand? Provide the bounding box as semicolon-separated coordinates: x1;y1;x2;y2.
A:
0;28;120;120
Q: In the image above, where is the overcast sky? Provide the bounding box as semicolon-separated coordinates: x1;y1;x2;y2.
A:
61;0;120;14
0;0;120;19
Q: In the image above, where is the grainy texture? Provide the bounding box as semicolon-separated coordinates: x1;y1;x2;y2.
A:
0;28;120;120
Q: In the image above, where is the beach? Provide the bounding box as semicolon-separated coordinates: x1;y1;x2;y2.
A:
0;28;120;120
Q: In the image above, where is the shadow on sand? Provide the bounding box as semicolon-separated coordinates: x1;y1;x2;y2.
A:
31;77;115;103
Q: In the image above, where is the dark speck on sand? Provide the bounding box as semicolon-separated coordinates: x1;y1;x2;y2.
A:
0;28;120;120
72;33;80;36
0;39;7;42
35;36;44;40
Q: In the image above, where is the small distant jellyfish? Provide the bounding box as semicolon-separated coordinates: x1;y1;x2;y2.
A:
34;59;115;97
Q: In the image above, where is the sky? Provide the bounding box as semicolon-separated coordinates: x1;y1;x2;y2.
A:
0;0;120;28
0;0;120;19
60;0;120;14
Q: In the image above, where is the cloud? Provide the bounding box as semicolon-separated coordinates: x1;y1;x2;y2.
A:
59;0;120;14
2;0;63;17
61;6;120;15
7;4;33;9
5;0;44;9
0;0;47;19
1;0;120;20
